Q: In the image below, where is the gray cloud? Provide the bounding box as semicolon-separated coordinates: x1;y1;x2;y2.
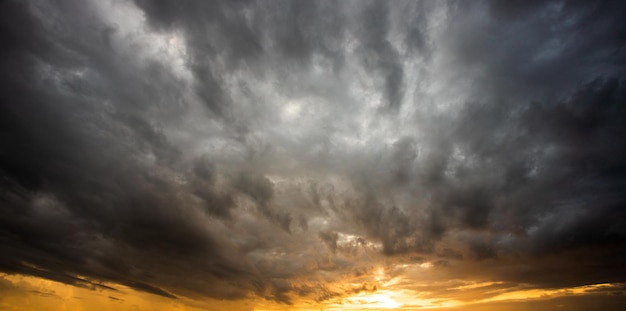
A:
1;0;625;307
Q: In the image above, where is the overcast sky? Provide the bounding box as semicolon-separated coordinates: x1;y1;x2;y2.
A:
1;0;626;310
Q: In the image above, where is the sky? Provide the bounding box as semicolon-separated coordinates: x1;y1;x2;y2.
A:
1;0;626;310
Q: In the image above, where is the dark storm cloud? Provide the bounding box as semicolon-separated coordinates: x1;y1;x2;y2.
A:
1;0;626;306
0;0;251;300
423;1;626;259
357;0;405;111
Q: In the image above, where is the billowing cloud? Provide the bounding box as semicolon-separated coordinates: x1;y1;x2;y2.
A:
1;0;625;309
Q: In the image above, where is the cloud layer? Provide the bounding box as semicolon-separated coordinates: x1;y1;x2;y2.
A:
1;0;625;306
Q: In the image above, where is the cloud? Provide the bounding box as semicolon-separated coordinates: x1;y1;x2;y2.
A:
1;0;625;307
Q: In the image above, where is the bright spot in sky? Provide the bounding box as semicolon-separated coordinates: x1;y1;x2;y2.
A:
282;101;303;120
420;262;433;269
374;267;386;281
346;291;402;309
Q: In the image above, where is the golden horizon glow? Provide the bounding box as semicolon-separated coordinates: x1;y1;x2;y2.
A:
2;273;625;311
